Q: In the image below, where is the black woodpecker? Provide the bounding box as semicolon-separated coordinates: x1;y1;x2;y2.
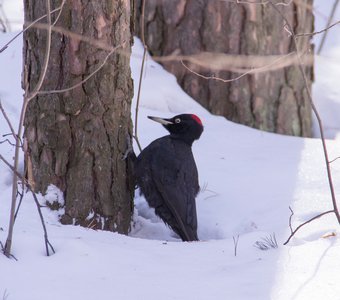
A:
135;114;203;241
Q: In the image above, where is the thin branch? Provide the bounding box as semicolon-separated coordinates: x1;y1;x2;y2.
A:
329;156;340;164
269;1;340;225
140;0;147;46
180;52;295;83
0;139;21;148
14;184;24;222
296;20;340;38
0;154;55;256
218;0;292;5
52;0;66;26
31;190;55;256
30;22;116;52
133;0;148;153
169;52;312;74
0;241;17;261
133;47;146;153
0;2;65;53
37;46;120;95
317;0;339;54
30;22;314;73
283;210;334;245
0;101;16;140
0;154;24;180
1;133;23;147
4;0;53;258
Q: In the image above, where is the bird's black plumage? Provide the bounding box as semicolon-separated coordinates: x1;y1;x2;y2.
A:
135;114;203;241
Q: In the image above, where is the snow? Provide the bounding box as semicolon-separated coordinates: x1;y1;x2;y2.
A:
1;1;340;300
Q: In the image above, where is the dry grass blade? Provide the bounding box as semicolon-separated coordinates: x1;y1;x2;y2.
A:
254;233;278;250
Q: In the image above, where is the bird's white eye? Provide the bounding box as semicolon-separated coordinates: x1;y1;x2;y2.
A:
175;118;181;124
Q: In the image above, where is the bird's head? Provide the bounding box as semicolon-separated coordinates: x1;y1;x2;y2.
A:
148;114;204;145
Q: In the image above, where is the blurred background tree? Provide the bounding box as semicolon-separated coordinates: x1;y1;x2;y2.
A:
135;0;314;137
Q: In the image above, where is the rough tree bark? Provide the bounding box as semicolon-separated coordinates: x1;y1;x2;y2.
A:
23;0;134;233
135;0;314;136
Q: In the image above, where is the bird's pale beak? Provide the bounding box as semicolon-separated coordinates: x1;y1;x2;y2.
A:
148;116;173;125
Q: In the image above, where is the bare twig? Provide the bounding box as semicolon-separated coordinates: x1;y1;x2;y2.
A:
133;0;148;153
283;210;334;245
1;133;23;148
0;101;16;140
4;0;53;258
38;46;120;95
269;1;340;225
14;184;24;222
264;1;340;244
180;52;296;83
30;22;314;73
0;241;17;261
31;191;55;256
219;0;314;15
0;154;55;256
140;0;147;47
0;139;22;147
52;0;66;26
171;52;312;74
134;47;146;153
218;0;292;5
0;1;65;53
317;0;339;54
296;20;340;38
30;22;115;52
329;156;340;164
0;154;24;180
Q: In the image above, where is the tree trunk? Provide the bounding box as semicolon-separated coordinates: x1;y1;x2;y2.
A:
23;0;134;233
135;0;314;137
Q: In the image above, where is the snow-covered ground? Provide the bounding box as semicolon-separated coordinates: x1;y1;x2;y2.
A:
1;1;340;300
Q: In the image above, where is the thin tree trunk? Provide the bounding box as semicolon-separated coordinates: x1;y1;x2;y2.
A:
23;0;134;233
135;0;314;136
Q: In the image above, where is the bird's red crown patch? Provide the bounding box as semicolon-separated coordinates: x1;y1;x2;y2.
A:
191;114;203;126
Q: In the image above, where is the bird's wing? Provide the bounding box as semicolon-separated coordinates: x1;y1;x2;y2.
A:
150;140;199;241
